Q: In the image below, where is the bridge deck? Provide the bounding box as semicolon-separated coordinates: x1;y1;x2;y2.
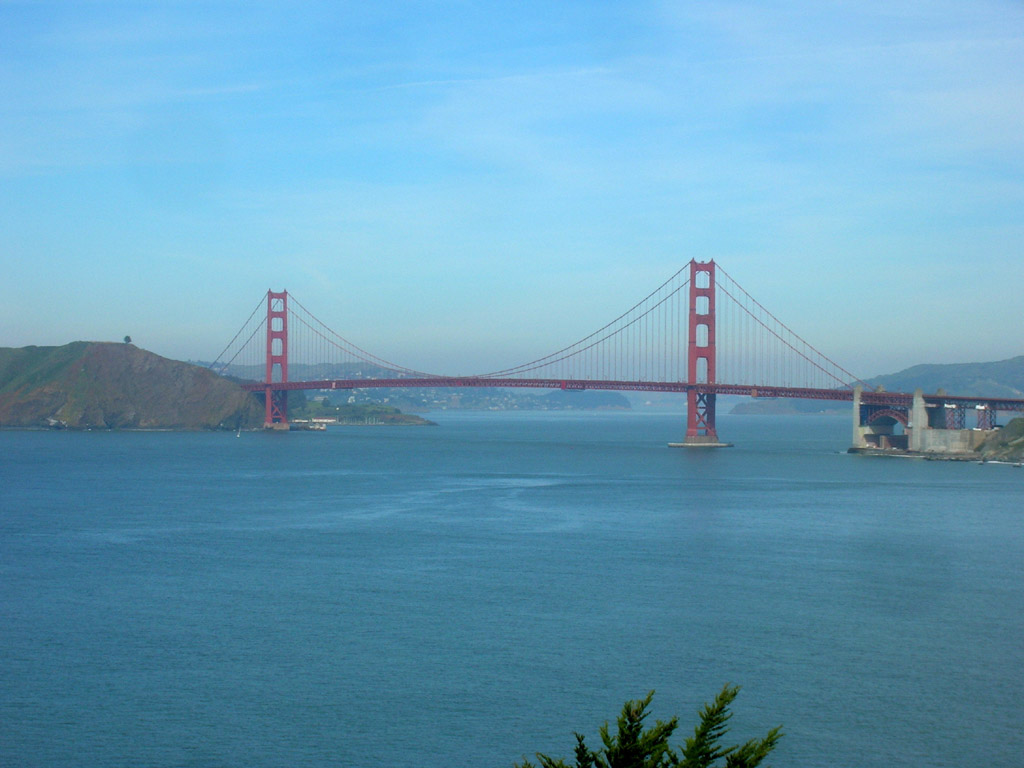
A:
239;378;1024;411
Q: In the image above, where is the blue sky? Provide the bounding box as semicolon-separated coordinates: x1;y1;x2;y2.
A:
2;0;1022;377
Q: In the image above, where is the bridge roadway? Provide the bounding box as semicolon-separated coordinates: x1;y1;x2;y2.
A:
241;378;1024;412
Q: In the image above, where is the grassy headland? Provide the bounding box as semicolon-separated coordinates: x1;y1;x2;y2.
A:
0;342;263;429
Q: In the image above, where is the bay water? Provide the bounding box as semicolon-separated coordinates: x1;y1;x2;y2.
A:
1;412;1021;767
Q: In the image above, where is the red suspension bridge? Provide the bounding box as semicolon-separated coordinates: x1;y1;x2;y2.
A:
211;260;1024;446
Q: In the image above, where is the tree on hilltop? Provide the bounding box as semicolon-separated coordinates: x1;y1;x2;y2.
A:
515;685;781;768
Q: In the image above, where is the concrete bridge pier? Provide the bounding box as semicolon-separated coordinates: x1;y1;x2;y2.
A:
909;389;928;452
908;389;990;454
851;386;908;450
852;386;995;455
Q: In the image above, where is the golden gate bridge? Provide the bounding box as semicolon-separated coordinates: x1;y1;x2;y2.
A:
210;260;1024;446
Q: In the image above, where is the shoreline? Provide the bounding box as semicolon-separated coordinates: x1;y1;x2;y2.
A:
848;446;1023;465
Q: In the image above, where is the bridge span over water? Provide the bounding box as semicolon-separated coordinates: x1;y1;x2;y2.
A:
213;261;1024;448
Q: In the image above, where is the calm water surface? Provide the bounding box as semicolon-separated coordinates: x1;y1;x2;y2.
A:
1;412;1021;767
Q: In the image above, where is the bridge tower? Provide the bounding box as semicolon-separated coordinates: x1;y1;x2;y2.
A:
677;259;729;447
264;290;289;429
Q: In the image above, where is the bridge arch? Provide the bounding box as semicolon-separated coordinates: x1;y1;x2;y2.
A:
866;408;909;427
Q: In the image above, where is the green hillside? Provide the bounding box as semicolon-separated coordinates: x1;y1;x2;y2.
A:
730;354;1024;415
0;342;263;429
978;417;1024;462
867;355;1024;398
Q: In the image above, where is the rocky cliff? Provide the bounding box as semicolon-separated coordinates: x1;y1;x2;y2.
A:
978;417;1024;462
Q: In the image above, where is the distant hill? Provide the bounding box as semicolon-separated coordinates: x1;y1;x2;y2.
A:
730;354;1024;415
866;355;1024;398
730;398;845;415
204;360;632;411
0;342;263;429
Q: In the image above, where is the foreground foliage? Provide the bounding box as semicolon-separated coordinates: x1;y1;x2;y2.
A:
516;685;781;768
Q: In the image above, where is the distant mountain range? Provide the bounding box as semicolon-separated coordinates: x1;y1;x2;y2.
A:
206;361;632;412
866;355;1024;399
731;355;1024;414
